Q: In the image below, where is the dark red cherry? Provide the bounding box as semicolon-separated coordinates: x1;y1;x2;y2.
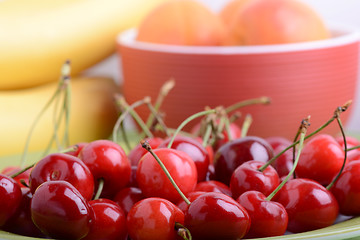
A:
0;174;22;227
113;187;145;215
31;180;92;239
128;137;163;166
214;136;274;185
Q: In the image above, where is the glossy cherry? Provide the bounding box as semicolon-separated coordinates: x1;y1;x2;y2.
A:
128;137;163;166
184;192;250;240
31;180;92;239
214;136;274;185
194;180;232;197
274;178;339;233
29;153;94;200
237;190;288;238
330;160;360;216
0;174;22;227
158;135;210;182
82;198;127;240
230;160;280;199
296;134;344;186
113;187;145;215
136;148;197;203
79;139;131;198
126;197;185;240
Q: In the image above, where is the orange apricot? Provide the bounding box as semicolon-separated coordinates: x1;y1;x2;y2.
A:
136;0;227;46
222;0;330;45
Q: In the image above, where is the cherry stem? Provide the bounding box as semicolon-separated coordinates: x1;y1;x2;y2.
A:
141;140;191;205
201;124;212;148
240;114;253;138
259;100;352;172
225;96;271;113
265;117;310;201
166;109;217;149
20;179;29;188
326;114;347;190
145;79;175;129
93;178;105;200
144;97;171;137
175;222;192;240
347;145;360;151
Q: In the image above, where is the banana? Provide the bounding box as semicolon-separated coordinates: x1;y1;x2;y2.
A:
0;77;120;157
0;0;169;90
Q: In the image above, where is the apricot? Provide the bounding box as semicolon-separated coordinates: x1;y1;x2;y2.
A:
221;0;330;45
136;0;227;46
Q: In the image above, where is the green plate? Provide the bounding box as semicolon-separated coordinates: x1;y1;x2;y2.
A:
1;153;360;240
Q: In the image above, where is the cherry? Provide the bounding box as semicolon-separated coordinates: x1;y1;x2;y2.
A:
31;180;92;239
113;187;145;215
136;148;197;203
79;139;131;198
184;192;250;240
274;178;339;233
176;191;206;212
230;160;280;199
237;190;288;238
1;166;32;188
214;136;274;185
296;134;344;186
194;180;232;197
159;135;210;182
0;174;22;227
126;197;185;240
82;198;127;240
266;136;294;178
330;160;360;216
29;153;94;200
128;137;163;166
65;142;88;157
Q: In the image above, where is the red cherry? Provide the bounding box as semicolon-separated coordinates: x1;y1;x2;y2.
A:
82;198;127;240
128;137;163;166
65;142;88;157
274;178;339;233
29;153;94;200
237;190;288;238
0;174;22;227
266;136;294;178
230;160;280;199
113;187;145;215
296;134;344;186
266;136;292;150
136;148;197;203
176;191;206;212
330;160;360;216
214;136;274;185
126;197;185;240
31;180;92;239
194;180;232;197
184;192;250;240
158;136;210;182
79;139;131;198
1;166;32;188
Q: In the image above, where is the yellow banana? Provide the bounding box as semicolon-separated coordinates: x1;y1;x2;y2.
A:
0;0;169;90
0;77;120;157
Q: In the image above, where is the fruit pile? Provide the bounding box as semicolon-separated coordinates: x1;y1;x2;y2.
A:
0;78;359;240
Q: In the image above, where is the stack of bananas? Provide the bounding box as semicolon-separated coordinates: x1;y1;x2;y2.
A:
0;0;168;157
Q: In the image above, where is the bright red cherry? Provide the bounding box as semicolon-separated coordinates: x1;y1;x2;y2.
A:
214;136;274;185
31;180;92;239
83;198;127;240
113;187;145;215
330;160;360;216
230;160;280;199
237;190;288;238
158;136;210;182
136;148;197;203
126;197;185;240
274;178;339;233
79;139;131;198
194;180;232;197
296;134;344;186
128;137;163;166
184;192;250;240
29;153;94;200
1;166;32;188
0;174;22;227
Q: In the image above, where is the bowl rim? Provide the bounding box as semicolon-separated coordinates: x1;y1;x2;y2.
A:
117;23;360;55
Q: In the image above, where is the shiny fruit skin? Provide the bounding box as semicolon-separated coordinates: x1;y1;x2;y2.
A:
184;192;251;240
296;134;344;186
274;178;339;233
136;148;197;203
0;174;22;227
214;136;274;185
126;197;184;240
29;153;94;200
30;180;92;239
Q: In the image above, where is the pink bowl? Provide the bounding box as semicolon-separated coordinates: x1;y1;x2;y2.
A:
117;25;360;139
